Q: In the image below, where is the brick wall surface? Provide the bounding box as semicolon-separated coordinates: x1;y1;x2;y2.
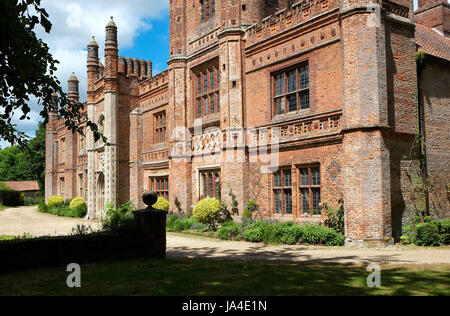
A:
45;0;449;245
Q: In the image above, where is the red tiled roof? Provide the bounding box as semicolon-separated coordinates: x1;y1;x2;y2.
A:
415;23;450;61
2;181;40;192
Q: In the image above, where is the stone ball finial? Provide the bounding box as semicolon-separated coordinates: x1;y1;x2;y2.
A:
143;191;158;208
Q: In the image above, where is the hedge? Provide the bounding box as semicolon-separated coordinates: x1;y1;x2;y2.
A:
216;221;345;246
402;219;450;246
0;231;165;273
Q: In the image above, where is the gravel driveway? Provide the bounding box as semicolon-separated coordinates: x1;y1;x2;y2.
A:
1;207;449;266
0;206;101;237
167;233;450;266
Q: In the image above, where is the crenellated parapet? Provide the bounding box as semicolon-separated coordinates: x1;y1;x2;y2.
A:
118;56;153;79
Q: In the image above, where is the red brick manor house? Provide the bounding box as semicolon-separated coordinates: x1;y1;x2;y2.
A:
46;0;450;246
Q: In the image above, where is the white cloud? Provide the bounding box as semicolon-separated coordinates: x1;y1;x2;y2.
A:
4;0;169;146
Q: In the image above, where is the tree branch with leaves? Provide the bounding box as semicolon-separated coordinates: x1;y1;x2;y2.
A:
0;0;103;146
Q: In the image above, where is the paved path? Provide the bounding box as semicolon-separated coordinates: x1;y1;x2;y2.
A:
0;206;101;237
167;233;450;266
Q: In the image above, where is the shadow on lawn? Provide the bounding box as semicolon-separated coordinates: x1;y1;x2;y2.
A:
167;243;417;266
0;257;448;296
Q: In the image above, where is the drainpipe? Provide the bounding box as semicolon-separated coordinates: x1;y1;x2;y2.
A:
416;51;430;217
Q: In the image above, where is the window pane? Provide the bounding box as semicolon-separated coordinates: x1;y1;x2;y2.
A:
312;189;321;213
210;70;215;90
198;74;202;94
203;174;207;196
209;174;213;197
284;170;291;187
287;94;297;112
210;96;215;114
217;67;220;88
215;174;221;197
300;91;309;109
204;72;208;92
212;0;215;17
206;0;210;19
274;172;282;187
276;97;285;115
216;93;220;112
204;97;208;116
201;1;204;22
312;167;320;185
299;64;309;89
301;189;309;213
285;189;292;214
275;190;282;214
197;99;202;117
275;74;284;96
300;168;309;186
287;70;296;92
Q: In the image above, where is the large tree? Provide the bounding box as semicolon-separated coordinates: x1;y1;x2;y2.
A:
0;0;102;146
0;122;46;190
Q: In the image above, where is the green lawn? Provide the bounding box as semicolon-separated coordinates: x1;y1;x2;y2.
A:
0;235;15;241
0;258;448;296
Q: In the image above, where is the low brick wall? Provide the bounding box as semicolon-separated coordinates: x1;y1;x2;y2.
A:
0;209;167;273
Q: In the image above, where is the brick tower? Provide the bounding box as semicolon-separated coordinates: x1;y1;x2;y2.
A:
45;92;59;201
86;35;99;218
103;17;119;212
339;0;417;245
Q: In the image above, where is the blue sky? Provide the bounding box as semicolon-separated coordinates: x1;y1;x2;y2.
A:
120;12;170;75
0;0;170;149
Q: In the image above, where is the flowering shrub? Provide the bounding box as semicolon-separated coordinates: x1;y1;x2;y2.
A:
69;197;86;210
193;198;221;230
153;196;170;211
47;195;64;208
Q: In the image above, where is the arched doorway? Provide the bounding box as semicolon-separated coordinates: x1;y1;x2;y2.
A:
96;173;105;218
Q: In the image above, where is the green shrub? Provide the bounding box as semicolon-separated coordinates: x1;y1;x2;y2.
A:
0;183;24;207
243;200;258;219
24;196;38;206
242;225;264;242
439;219;450;245
103;201;136;232
38;197;48;213
229;189;239;215
415;221;440;246
153;196;170;211
323;202;345;234
64;198;73;207
69;197;86;210
174;197;183;213
218;201;233;223
72;203;87;218
47;195;64;208
193;198;221;230
166;214;205;232
217;221;239;240
166;214;180;230
241;221;345;246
